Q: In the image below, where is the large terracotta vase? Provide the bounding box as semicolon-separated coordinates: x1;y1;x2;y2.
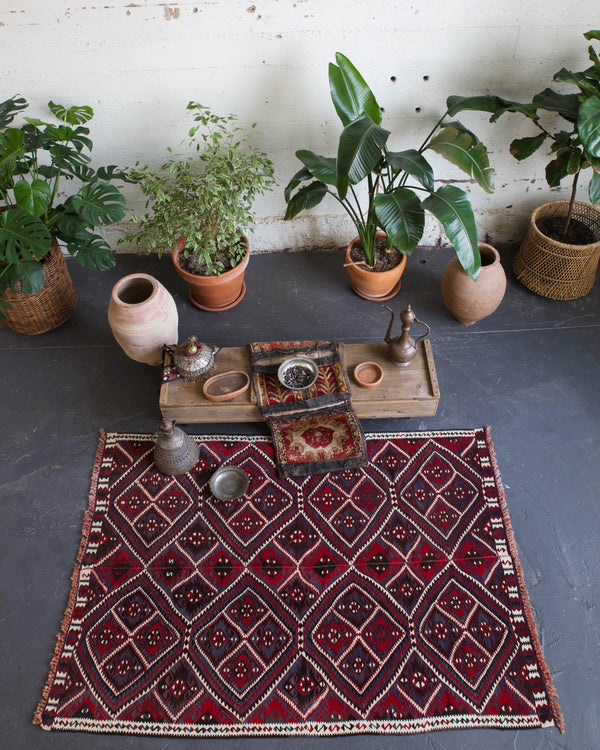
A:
3;238;77;335
344;233;407;300
441;242;507;325
172;237;249;311
108;273;178;365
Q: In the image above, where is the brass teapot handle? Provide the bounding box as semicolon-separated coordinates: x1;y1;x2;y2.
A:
412;316;431;343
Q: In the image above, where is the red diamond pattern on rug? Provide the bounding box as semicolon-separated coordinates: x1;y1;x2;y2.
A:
35;429;563;738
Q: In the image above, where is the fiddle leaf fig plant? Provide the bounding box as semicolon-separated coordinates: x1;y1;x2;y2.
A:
447;29;600;237
0;95;129;313
124;102;274;276
284;53;495;279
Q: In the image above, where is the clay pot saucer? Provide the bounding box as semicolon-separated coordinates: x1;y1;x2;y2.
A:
353;361;384;388
202;371;250;402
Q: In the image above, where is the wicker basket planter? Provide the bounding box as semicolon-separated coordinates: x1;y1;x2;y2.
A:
513;201;600;300
3;239;77;334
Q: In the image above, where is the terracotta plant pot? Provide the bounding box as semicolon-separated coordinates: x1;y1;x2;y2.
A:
441;242;507;325
108;273;178;365
344;233;407;300
172;237;249;311
3;238;77;335
513;200;600;300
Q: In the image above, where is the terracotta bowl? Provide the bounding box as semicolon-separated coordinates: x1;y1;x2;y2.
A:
202;371;250;402
353;361;384;389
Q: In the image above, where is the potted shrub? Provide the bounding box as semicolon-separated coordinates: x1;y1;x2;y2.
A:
284;53;495;300
124;102;274;311
0;95;128;334
448;29;600;299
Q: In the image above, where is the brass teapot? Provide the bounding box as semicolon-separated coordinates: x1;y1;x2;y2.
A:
173;336;219;381
384;304;430;367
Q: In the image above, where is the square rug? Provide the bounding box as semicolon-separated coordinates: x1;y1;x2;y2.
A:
35;428;563;737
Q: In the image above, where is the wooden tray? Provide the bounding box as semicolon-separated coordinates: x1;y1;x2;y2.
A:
159;340;439;423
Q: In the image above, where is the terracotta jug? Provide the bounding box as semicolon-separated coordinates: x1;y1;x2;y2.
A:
441;242;506;325
108;273;178;365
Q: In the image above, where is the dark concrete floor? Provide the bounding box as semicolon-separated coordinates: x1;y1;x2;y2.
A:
1;244;599;750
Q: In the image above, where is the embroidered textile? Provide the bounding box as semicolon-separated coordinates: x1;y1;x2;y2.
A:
35;429;563;737
249;340;366;477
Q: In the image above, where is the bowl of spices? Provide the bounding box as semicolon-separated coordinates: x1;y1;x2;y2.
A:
277;356;319;390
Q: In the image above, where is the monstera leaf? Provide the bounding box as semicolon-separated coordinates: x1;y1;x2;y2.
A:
0;207;51;263
69;181;127;226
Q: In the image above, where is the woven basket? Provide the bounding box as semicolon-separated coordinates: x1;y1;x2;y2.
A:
3;238;77;334
513;200;600;300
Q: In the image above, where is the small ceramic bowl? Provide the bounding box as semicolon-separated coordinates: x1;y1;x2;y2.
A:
277;356;319;390
209;466;249;501
202;371;250;402
353;361;384;389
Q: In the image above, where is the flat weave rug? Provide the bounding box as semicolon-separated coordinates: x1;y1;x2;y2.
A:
35;428;563;737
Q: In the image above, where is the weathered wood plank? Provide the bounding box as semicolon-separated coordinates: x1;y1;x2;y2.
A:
159;341;439;423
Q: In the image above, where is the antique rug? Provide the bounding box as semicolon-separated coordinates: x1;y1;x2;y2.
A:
35;428;563;737
249;340;367;477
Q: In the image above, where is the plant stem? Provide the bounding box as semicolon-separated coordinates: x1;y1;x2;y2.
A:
417;111;448;154
562;166;581;240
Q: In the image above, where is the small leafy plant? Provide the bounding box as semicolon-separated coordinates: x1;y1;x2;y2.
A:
448;29;600;239
284;53;495;279
125;102;274;276
0;96;128;311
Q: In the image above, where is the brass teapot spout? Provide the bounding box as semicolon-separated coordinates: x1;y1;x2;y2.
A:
384;304;430;367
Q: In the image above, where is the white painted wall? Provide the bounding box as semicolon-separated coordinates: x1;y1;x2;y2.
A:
1;1;597;253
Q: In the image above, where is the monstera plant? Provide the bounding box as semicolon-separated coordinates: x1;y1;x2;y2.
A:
0;95;128;321
284;53;494;297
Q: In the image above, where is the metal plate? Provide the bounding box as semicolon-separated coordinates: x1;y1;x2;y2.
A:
209;466;249;501
277;356;319;390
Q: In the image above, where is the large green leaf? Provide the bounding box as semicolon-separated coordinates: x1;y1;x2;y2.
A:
0;96;27;129
0;128;24;180
428;127;495;193
584;30;600;42
296;150;337;185
422;185;480;279
532;88;581;122
509;133;548;160
589;171;600;203
68;232;116;270
284;166;313;203
49;143;91;173
0;207;51;262
553;68;600;99
329;53;381;126
69;181;127;226
578;97;600;160
545;149;582;187
5;259;46;294
284;181;328;220
374;188;424;252
447;94;538;123
13;179;51;216
48;101;94;125
336;115;389;199
385;150;434;191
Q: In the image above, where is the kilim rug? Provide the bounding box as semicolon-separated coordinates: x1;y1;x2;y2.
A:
249;340;367;477
34;428;563;737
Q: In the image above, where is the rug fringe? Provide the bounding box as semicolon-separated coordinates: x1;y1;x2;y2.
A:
33;430;107;727
484;426;565;734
